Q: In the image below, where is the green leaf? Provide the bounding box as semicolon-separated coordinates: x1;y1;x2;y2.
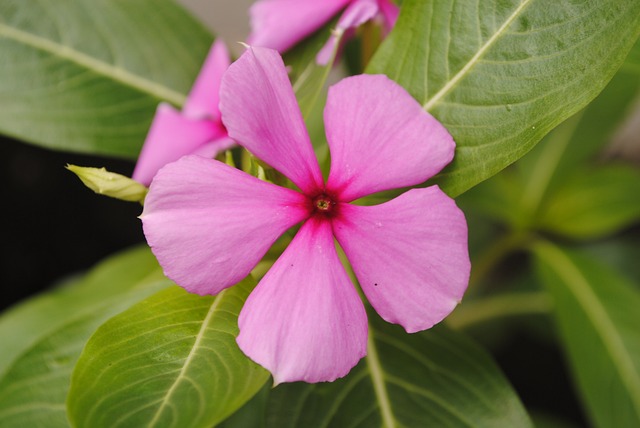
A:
0;246;170;428
581;232;640;286
285;17;340;122
458;36;640;230
368;0;640;196
283;18;340;173
217;383;270;428
0;246;161;378
537;165;640;239
67;279;269;428
266;319;532;427
533;242;640;427
514;36;640;220
0;0;213;158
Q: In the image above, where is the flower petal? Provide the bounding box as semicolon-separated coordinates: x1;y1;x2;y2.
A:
324;74;455;201
248;0;349;53
237;217;368;384
141;155;309;295
132;104;227;186
377;0;399;32
220;47;324;194
183;40;230;120
316;0;379;65
332;187;470;333
191;136;235;159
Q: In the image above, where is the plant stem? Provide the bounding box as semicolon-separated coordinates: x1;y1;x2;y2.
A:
446;291;552;330
470;231;531;288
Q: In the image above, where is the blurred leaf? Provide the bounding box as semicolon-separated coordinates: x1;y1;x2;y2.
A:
533;242;640;428
282;18;339;174
284;17;339;122
460;36;640;230
515;37;640;219
266;319;532;427
217;383;270;428
446;291;551;331
457;169;527;229
581;230;640;286
538;165;640;239
368;0;640;196
530;412;582;428
0;247;170;427
0;246;160;377
0;0;213;158
67;279;269;428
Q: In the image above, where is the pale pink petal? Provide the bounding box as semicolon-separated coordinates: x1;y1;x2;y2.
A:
191;136;235;159
237;217;368;384
333;187;470;333
248;0;350;53
315;37;340;66
377;0;399;32
132;104;227;186
220;47;324;194
141;155;310;296
316;0;379;65
183;40;230;120
325;74;455;201
336;0;380;30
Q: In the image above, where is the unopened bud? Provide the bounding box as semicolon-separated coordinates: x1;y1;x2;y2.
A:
66;165;148;204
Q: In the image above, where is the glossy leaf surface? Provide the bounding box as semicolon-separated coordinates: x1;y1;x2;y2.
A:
266;318;532;427
368;0;640;196
0;0;212;158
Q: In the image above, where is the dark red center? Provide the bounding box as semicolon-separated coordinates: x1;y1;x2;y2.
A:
311;193;338;217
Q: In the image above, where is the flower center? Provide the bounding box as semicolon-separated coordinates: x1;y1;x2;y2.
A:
311;193;337;217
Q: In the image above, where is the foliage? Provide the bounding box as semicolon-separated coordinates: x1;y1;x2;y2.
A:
1;0;639;427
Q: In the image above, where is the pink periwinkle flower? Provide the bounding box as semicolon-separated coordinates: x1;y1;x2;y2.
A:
141;47;470;384
132;40;235;186
248;0;399;64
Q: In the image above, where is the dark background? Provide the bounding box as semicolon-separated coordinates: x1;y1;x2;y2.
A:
1;135;145;312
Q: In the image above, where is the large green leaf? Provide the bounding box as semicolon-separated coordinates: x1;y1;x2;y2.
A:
368;0;640;196
67;279;269;428
459;36;640;229
513;37;640;225
534;242;640;427
0;0;212;158
266;318;531;427
0;247;171;428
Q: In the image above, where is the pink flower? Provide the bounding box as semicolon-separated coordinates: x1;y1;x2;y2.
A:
141;47;470;383
248;0;399;64
132;41;235;186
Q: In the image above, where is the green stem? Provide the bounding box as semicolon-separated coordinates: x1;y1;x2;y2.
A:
470;231;531;288
446;291;552;330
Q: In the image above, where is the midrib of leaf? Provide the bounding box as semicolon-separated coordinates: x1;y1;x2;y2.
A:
421;0;534;112
147;290;226;428
537;242;640;417
0;22;186;106
366;330;397;428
